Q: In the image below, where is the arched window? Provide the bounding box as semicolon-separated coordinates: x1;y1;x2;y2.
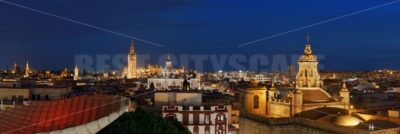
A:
166;114;176;120
218;115;224;121
205;126;210;134
193;126;199;134
305;70;308;78
253;95;259;109
205;114;210;124
216;114;225;124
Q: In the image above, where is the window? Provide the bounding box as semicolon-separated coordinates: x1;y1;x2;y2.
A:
217;114;225;122
205;126;210;134
305;70;308;78
205;114;210;124
253;95;259;109
193;126;199;134
166;115;175;120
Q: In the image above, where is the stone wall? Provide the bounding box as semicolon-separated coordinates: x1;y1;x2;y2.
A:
0;88;30;100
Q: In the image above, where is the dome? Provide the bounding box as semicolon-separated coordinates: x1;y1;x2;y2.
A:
318;115;363;127
333;115;363;127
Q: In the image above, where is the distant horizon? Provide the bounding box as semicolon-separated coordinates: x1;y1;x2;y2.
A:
3;59;399;73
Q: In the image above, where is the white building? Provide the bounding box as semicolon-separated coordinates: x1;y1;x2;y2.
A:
163;105;229;134
154;92;202;109
147;55;200;90
148;78;200;90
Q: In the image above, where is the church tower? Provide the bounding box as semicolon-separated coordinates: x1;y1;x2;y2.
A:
165;55;172;69
163;55;173;78
127;41;137;79
24;61;30;78
340;80;350;110
74;65;79;80
295;35;323;88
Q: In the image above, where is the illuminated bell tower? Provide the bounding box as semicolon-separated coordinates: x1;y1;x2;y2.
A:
295;35;322;88
74;65;79;80
339;80;350;110
24;61;30;78
165;55;172;68
127;41;137;79
163;55;173;78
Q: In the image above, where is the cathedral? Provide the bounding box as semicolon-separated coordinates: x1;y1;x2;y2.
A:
147;55;200;90
238;37;400;134
240;37;350;117
126;41;137;79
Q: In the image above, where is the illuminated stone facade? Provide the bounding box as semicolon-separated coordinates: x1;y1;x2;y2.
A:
296;38;323;88
60;67;70;78
127;41;137;79
74;65;79;80
148;78;200;90
24;61;31;78
240;38;350;118
147;55;200;90
237;38;375;134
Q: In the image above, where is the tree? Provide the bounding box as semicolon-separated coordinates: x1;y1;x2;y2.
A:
98;108;190;134
149;82;155;90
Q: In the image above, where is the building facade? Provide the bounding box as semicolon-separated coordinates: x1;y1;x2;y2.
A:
147;55;200;90
163;105;228;134
240;39;350;118
127;41;137;79
74;65;79;80
148;78;200;90
154;92;202;110
239;37;400;134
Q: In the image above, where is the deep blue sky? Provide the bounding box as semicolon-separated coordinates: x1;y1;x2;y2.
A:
0;0;399;71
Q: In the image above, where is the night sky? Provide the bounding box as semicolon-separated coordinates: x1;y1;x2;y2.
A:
0;0;399;72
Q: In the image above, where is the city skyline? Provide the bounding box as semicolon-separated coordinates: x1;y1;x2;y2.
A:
2;1;400;134
1;0;400;71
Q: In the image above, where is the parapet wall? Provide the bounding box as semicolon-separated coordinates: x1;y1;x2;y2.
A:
240;112;371;134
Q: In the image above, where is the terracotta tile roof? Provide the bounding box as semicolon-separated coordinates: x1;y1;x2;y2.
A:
0;95;123;134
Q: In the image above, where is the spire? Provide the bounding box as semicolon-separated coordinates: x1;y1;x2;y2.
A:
25;61;29;70
130;41;135;55
342;80;346;88
64;67;68;72
25;61;29;69
341;79;348;92
74;65;79;80
24;61;30;77
304;34;312;55
166;54;171;61
270;81;276;91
